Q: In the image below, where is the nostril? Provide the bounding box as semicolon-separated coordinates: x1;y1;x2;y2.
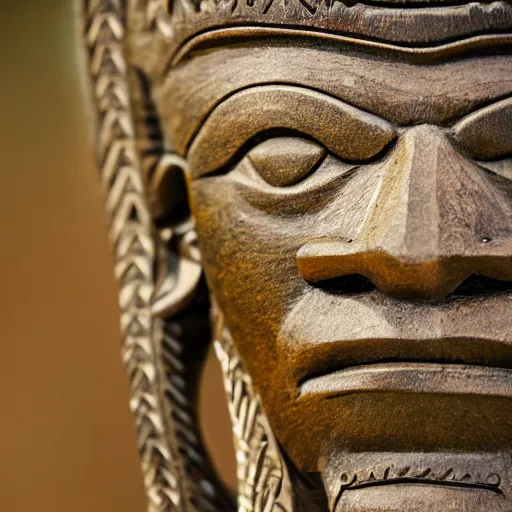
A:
449;275;512;298
311;274;377;295
310;274;512;299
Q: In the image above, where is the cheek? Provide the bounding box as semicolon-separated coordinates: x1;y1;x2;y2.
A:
188;178;308;371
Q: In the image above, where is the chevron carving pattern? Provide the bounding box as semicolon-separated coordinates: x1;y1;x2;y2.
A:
81;1;184;510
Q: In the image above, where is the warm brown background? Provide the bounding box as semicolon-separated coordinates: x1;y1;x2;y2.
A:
0;2;234;511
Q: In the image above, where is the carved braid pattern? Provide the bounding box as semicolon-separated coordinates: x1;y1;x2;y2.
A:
82;1;184;509
82;2;238;511
145;0;176;37
214;327;289;512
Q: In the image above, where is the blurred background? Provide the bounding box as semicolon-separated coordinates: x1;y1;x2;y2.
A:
0;2;235;511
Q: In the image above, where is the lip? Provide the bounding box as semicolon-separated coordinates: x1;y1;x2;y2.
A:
297;337;512;399
299;362;512;398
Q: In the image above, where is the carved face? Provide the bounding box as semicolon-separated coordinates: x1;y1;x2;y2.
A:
154;19;512;510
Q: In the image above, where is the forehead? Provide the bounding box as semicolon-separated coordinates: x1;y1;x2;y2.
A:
156;41;512;155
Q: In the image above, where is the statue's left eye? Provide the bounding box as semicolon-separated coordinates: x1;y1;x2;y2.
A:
247;137;326;187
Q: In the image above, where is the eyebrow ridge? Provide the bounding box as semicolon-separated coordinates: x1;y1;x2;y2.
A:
452;95;512;160
187;84;396;178
184;82;395;155
453;94;512;128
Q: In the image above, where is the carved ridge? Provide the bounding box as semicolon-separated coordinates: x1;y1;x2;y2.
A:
170;26;512;67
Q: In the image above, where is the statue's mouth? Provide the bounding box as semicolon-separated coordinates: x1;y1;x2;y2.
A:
297;337;512;399
299;362;512;399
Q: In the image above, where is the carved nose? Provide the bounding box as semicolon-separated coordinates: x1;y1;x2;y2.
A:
297;126;512;300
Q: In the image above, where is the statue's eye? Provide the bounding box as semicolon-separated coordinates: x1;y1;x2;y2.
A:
247;137;326;187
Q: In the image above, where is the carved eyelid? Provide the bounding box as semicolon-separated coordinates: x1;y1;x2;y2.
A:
452;97;512;161
247;137;327;188
187;85;397;179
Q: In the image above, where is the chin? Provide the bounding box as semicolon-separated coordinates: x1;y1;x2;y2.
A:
333;484;510;512
318;446;512;512
273;391;512;472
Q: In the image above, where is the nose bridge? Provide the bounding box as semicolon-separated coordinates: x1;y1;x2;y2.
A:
362;125;444;261
365;125;512;262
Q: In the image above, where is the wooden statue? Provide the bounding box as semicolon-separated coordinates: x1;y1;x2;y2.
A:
78;1;512;510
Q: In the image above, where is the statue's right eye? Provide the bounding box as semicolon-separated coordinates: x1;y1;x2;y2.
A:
247;137;326;187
